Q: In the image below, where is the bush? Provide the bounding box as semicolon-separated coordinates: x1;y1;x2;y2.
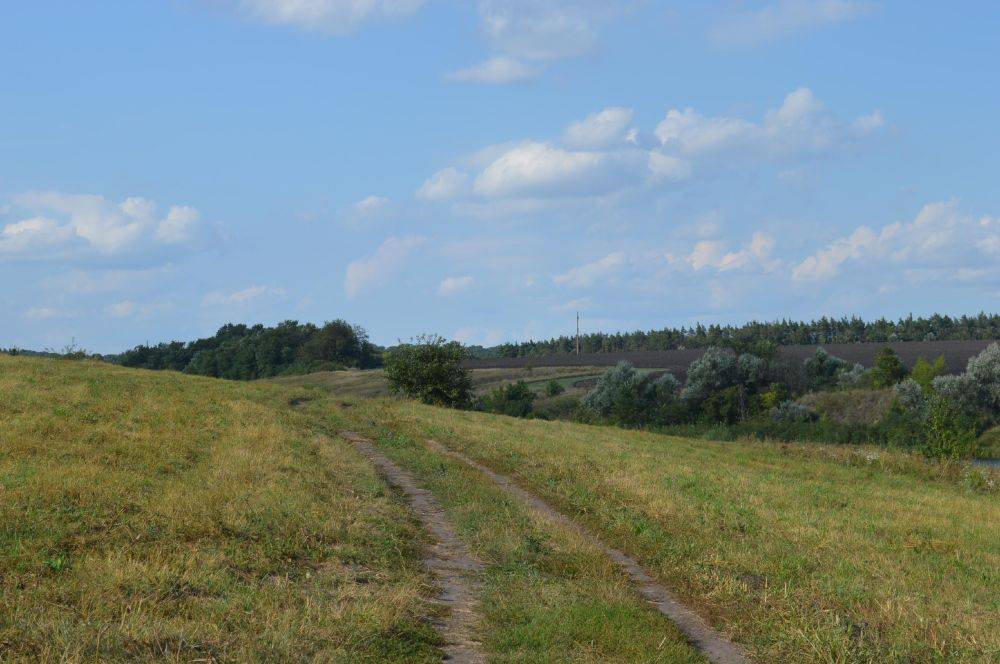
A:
478;381;535;418
837;363;869;389
871;347;909;388
770;400;818;423
384;335;472;407
919;396;980;459
894;378;928;415
911;355;947;393
682;347;766;422
583;362;685;427
544;379;565;397
804;348;849;391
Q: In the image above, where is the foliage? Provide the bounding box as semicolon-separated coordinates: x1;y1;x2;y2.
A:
583;362;684;427
919;396;980;459
803;347;849;391
932;342;1000;418
681;347;767;422
475;312;1000;358
118;319;379;380
770;400;818;423
383;335;472;408
544;379;566;397
894;378;928;414
871;347;909;388
837;363;869;388
478;380;536;418
911;355;947;392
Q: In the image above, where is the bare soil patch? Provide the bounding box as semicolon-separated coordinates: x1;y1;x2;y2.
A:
340;431;484;663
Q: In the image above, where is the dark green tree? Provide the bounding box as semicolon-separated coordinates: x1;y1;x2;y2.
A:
384;335;472;407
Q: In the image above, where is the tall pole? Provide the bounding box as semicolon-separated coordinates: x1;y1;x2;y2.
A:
576;311;580;355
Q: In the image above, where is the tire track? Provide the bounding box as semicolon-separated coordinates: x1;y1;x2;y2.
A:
423;438;749;664
339;431;484;664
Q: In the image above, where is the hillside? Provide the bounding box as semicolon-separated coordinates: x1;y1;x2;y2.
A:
2;356;997;662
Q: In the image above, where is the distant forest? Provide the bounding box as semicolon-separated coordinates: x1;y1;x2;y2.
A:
468;313;1000;359
117;320;379;380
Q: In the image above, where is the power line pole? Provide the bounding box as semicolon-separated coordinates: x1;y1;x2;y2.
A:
576;311;580;355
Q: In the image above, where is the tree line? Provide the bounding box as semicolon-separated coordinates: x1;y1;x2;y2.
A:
116;320;379;380
470;313;1000;358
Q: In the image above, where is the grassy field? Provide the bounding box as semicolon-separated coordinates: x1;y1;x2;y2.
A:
0;356;440;662
335;397;999;663
271;366;605;400
5;356;998;662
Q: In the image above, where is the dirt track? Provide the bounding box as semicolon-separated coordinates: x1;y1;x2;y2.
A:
339;431;484;664
423;438;749;664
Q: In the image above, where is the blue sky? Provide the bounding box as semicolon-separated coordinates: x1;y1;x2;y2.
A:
2;1;999;353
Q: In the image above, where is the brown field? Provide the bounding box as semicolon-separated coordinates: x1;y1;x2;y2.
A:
465;339;997;380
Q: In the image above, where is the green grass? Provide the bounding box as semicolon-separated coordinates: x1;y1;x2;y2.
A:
0;356;439;662
341;397;999;663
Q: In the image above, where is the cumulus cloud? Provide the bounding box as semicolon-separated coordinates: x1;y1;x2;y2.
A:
710;0;873;47
0;192;210;258
655;87;883;160
419;88;878;205
202;285;287;307
792;201;1000;281
237;0;425;34
479;0;600;61
438;275;475;295
23;306;73;321
473;141;645;199
446;56;538;85
416;168;470;201
553;251;627;287
563;107;635;149
344;235;424;299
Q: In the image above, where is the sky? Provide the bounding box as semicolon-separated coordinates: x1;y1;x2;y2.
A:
2;1;999;353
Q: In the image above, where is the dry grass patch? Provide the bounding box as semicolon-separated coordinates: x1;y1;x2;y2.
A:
0;356;438;662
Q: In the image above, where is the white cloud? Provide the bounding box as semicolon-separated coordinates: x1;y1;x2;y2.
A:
563;107;634;149
202;285;286;307
344;235;424;299
710;0;873;47
446;56;538;85
792;202;1000;281
238;0;425;34
655;87;883;160
438;275;475;295
473;141;643;199
155;206;200;243
479;1;599;61
420;89;879;206
354;195;389;215
553;251;627;287
688;232;778;272
1;192;208;258
416;168;470;201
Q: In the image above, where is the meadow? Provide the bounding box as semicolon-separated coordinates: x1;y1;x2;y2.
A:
3;355;997;662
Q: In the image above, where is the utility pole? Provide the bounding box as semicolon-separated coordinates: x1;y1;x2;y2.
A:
575;311;580;355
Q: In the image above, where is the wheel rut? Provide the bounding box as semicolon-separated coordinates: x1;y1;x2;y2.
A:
423;438;749;664
339;431;484;664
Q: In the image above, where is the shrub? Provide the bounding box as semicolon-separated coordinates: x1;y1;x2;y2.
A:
479;381;535;418
894;378;928;416
583;362;643;417
963;342;1000;413
919;396;980;459
760;383;787;410
770;400;818;423
837;363;869;389
682;347;765;421
804;348;849;391
583;362;684;427
384;335;472;407
871;347;909;388
544;379;565;397
911;355;947;393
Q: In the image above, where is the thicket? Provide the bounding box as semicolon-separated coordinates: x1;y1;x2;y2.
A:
117;320;379;380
